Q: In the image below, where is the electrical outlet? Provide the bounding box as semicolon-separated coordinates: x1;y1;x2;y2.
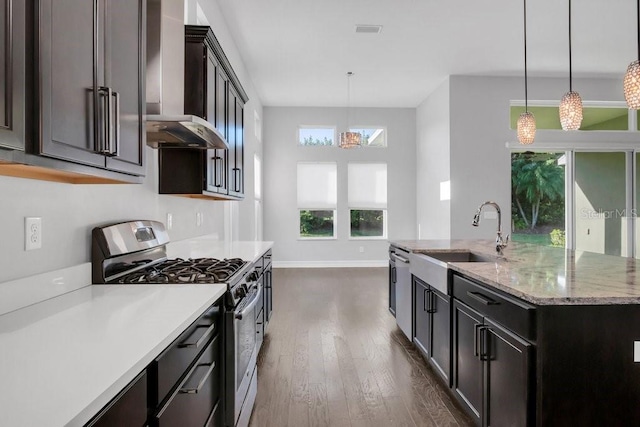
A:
635;341;640;362
359;246;365;253
25;217;42;251
166;213;173;230
196;212;203;227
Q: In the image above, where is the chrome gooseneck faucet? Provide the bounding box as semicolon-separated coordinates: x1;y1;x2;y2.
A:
472;201;509;253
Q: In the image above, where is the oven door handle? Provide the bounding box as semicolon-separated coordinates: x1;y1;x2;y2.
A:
235;286;262;320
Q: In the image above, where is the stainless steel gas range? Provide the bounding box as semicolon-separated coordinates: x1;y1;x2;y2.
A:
92;220;260;427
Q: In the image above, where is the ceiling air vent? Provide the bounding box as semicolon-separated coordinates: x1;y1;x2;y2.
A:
355;25;383;34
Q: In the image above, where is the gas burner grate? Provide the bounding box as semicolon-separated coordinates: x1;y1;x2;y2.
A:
117;257;247;284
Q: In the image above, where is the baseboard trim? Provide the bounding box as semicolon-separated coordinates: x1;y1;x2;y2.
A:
272;260;388;268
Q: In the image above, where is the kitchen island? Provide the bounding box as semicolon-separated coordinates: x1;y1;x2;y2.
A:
390;240;640;427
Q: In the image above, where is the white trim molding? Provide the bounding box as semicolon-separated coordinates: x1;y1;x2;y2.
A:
273;260;388;268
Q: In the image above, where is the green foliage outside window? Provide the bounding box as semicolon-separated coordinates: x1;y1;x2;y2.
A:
350;209;384;237
301;135;333;146
300;210;334;237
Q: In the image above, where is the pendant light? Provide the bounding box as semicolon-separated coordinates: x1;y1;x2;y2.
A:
559;0;583;130
624;0;640;109
339;72;361;149
517;0;536;145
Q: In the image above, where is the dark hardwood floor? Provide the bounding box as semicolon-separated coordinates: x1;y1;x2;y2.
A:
249;268;472;427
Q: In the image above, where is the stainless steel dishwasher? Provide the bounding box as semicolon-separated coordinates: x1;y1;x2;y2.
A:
390;245;412;340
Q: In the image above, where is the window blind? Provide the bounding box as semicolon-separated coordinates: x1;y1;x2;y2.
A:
297;162;337;209
348;163;387;209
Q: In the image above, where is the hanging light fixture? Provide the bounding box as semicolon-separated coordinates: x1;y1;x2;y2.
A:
624;0;640;109
559;0;583;130
517;0;536;145
339;72;361;149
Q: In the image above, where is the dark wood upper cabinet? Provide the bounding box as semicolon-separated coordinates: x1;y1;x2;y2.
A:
0;0;25;151
159;25;247;200
35;0;145;177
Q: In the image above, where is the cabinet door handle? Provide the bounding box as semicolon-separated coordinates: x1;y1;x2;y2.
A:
391;266;396;283
98;87;112;155
467;291;499;306
233;167;241;192
212;156;223;187
111;90;120;157
179;362;215;394
474;323;482;357
423;288;429;312
178;323;216;349
427;290;437;314
480;327;490;361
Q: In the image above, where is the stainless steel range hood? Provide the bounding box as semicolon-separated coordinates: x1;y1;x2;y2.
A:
145;0;228;150
146;115;229;149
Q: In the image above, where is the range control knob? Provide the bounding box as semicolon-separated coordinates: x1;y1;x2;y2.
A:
234;286;246;300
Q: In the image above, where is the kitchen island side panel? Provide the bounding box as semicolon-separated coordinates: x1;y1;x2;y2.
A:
536;304;640;427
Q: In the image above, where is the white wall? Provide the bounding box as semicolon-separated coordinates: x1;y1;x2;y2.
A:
263;107;416;266
0;0;263;283
416;78;451;239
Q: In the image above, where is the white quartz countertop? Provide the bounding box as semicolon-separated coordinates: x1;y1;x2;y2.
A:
0;236;273;426
391;239;640;305
0;283;226;427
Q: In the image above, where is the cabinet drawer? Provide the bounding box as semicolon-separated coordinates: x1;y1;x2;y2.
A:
453;275;536;341
157;335;221;427
86;371;147;427
156;303;220;404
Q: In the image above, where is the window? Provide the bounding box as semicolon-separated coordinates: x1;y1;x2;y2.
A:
348;163;387;238
298;126;335;146
297;162;337;238
350;127;387;147
511;152;565;247
509;105;630;131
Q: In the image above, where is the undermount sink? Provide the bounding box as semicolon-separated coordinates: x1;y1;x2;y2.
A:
424;251;498;263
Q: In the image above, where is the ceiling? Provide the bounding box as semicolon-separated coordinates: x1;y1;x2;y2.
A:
216;0;637;108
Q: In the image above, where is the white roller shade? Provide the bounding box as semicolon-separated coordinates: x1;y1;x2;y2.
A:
297;162;337;208
348;163;387;209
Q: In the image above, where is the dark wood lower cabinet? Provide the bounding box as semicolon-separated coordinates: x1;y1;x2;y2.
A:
86;371;147;427
156;336;220;426
430;288;451;382
485;318;532;427
453;300;484;425
413;277;450;384
84;300;223;427
453;299;532;427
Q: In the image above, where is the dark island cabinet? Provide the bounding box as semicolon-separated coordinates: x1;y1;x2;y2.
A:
0;0;25;150
452;300;484;425
453;274;534;427
163;25;248;200
413;276;451;384
36;0;145;176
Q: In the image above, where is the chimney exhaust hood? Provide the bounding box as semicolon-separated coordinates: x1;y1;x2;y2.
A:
145;0;228;150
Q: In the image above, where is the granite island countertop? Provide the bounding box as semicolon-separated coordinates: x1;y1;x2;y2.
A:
390;239;640;305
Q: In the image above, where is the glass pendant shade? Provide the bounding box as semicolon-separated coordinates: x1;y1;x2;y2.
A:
559;91;583;130
624;60;640;109
517;112;536;145
339;131;361;149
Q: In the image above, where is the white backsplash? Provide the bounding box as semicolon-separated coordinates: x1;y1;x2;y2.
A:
0;148;225;283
